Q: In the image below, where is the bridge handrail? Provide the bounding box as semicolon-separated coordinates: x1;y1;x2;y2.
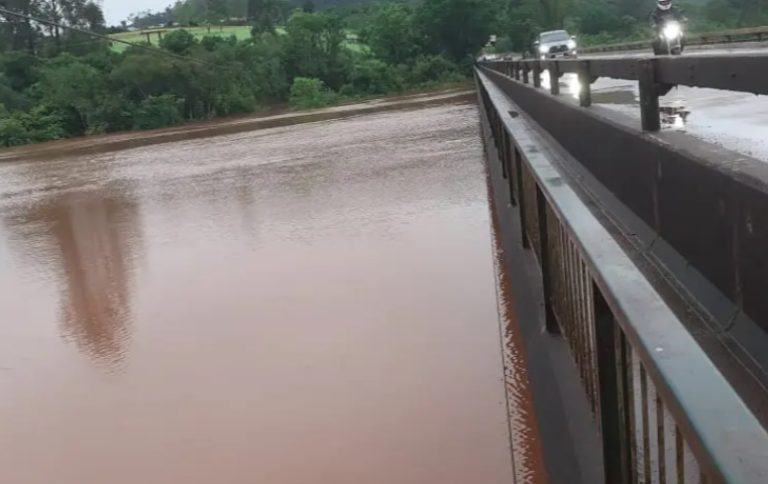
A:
476;68;768;483
582;25;768;53
484;55;768;130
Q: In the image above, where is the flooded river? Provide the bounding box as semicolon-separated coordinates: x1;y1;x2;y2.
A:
0;98;542;483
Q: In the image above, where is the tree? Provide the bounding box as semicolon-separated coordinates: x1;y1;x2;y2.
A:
0;0;38;52
364;4;419;65
415;0;494;61
81;2;106;32
248;0;285;34
302;0;315;13
237;33;289;101
283;11;349;89
36;57;106;134
205;0;229;22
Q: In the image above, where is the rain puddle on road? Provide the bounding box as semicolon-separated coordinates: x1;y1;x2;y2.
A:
0;99;543;483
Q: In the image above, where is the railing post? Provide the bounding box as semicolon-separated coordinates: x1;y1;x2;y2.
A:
522;62;530;84
578;60;592;107
639;59;661;131
549;62;561;95
508;145;518;207
515;151;529;249
533;61;542;88
536;186;558;333
513;61;520;81
594;283;631;483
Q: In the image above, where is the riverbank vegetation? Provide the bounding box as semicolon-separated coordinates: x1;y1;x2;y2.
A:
0;0;494;148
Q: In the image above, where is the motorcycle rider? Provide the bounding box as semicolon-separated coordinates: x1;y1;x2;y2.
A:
650;0;688;53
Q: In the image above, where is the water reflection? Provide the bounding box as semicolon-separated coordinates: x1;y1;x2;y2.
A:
490;217;548;483
590;83;690;131
3;190;142;369
660;103;690;130
540;71;582;100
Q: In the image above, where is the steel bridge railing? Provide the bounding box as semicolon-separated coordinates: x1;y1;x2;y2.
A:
476;69;768;484
484;55;768;131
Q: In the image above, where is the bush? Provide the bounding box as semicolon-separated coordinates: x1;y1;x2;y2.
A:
159;29;198;55
0;108;66;147
344;59;403;96
289;77;337;109
0;115;29;146
133;95;182;130
89;96;136;134
406;55;464;87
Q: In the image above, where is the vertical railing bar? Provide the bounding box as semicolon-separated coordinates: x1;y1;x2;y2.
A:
571;242;581;359
515;151;529;249
581;260;594;411
641;364;651;482
500;130;509;179
627;347;638;484
555;219;567;334
572;241;585;381
537;186;558;333
594;281;630;483
585;261;598;414
567;236;576;344
658;395;667;484
507;143;518;206
579;258;590;401
616;328;633;482
676;425;685;484
558;231;567;336
573;247;584;381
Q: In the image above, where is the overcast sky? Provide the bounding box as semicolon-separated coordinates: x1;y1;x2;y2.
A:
103;0;172;25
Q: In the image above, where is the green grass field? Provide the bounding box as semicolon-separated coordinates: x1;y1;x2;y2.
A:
109;26;253;52
110;26;368;55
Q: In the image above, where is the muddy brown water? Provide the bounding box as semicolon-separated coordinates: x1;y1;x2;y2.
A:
0;98;543;483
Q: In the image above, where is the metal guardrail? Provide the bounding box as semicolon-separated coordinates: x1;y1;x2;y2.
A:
582;25;768;53
485;55;768;131
476;69;768;483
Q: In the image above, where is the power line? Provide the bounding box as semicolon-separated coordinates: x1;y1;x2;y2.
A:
0;6;219;67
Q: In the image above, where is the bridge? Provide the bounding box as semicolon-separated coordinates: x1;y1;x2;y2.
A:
478;51;768;483
1;49;767;484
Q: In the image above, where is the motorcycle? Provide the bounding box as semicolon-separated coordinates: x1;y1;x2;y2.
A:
654;20;684;55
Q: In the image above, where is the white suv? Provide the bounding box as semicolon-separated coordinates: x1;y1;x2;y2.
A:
535;30;578;59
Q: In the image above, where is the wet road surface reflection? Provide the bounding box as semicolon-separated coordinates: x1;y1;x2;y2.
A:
590;78;768;158
0;101;541;483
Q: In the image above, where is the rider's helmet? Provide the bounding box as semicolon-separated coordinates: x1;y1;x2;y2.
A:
657;0;672;10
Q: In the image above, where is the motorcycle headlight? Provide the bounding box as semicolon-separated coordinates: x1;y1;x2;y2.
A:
567;40;576;49
663;23;681;40
539;45;548;54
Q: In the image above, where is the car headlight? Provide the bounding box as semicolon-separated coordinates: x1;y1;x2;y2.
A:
663;23;681;40
567;40;576;49
539;45;548;54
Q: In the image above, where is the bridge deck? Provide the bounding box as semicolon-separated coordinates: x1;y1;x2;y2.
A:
0;98;543;483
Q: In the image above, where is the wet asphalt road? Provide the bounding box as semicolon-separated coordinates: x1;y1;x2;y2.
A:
539;46;768;161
